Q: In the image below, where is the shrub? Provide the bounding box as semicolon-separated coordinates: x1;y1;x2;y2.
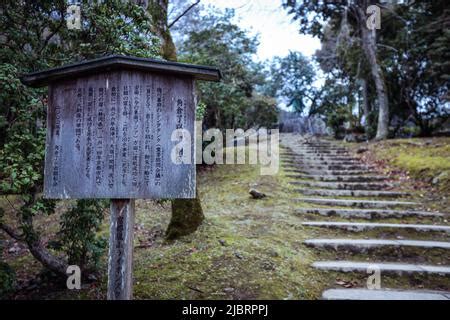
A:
52;200;108;272
0;252;16;298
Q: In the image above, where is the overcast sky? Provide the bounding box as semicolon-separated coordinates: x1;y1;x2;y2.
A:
200;0;321;62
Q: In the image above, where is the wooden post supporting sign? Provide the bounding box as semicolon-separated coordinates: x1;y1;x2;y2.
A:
108;199;135;300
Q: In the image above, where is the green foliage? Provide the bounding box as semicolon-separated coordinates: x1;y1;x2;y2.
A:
267;52;317;113
0;260;16;298
0;1;160;69
66;1;161;60
0;213;15;297
178;8;276;130
195;102;207;121
326;107;348;139
52;200;108;270
245;95;278;129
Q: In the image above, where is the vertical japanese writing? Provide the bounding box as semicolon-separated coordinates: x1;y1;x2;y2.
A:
95;87;105;185
52;145;61;187
121;85;130;186
174;98;185;163
52;105;62;187
85;87;94;178
155;87;163;186
143;85;152;186
108;86;118;189
131;84;140;188
55;105;61;136
74;88;84;151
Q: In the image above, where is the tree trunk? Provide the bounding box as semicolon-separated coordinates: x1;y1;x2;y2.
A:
146;0;204;239
147;0;177;61
1;214;68;277
359;9;389;140
166;189;204;240
27;238;68;276
360;78;370;131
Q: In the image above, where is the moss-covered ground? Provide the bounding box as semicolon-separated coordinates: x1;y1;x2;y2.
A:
341;137;450;198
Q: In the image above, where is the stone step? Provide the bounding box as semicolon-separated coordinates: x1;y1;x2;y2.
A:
290;180;393;190
304;147;342;151
296;207;445;219
302;221;450;233
284;169;372;176
288;175;388;182
298;198;417;208
282;159;361;166
297;144;346;148
299;145;345;149
299;144;343;148
286;164;374;171
280;148;347;156
282;154;358;161
295;150;350;155
322;288;450;300
308;146;346;149
313;261;450;276
289;154;358;160
292;157;359;162
298;148;349;152
295;188;408;198
307;150;349;154
300;151;349;155
304;238;450;251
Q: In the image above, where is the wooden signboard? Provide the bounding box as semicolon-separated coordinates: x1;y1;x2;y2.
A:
21;55;221;300
22;55;221;199
45;70;195;199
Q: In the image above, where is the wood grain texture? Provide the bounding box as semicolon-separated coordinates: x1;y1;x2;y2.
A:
107;199;135;300
44;70;196;199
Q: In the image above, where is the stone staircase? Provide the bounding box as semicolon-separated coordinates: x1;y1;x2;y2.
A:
281;135;450;300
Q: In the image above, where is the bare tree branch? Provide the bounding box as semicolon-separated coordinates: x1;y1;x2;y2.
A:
0;222;24;241
168;0;200;29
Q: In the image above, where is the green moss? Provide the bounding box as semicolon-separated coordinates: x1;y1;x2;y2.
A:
166;195;205;240
373;138;450;192
394;153;449;176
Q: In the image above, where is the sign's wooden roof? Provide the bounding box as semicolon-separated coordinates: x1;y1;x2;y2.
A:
21;55;222;87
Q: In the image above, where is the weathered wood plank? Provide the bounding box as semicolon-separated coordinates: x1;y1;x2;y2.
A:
107;199;135;300
44;70;196;199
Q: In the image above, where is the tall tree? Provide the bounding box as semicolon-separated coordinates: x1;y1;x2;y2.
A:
355;3;389;139
178;8;269;130
283;0;390;139
267;51;317;114
144;0;205;239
